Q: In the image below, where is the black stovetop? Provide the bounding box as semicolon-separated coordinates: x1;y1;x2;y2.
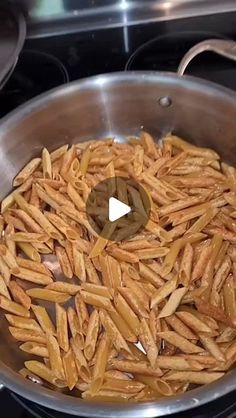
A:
1;9;236;418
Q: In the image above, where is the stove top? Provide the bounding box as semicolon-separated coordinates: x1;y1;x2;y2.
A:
1;8;236;418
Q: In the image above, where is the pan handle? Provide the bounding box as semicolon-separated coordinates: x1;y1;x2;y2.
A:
177;39;236;76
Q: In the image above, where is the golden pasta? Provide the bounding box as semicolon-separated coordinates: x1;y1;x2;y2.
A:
1;134;236;402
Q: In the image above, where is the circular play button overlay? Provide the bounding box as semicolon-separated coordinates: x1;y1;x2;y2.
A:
86;176;151;241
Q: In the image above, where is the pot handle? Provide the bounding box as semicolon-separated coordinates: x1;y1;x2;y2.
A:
177;39;236;76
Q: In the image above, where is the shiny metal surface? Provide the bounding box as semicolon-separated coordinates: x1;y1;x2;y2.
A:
0;72;236;416
178;39;236;76
0;5;26;88
22;0;236;39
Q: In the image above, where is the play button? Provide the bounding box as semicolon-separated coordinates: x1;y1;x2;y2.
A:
108;197;131;222
86;177;151;241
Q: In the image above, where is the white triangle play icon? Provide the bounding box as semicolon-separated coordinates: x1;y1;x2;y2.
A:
108;197;131;222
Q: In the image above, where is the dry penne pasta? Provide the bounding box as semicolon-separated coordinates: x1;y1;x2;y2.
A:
63;348;78;390
158;287;187;318
0;274;11;299
27;287;71;304
55;245;73;279
47;282;80;295
90;332;110;395
9;327;46;344
31;304;56;335
71;335;91;382
1;135;236;402
5;314;42;332
13;158;41;187
84;309;99;360
0;296;30;317
25;360;65;386
14;267;53;285
56;303;69;352
75;293;89;333
151;277;177;309
20;342;49;357
47;334;65;380
165;371;224;385
139;318;158;367
108;359;162;377
99;310;131;356
158;331;204;353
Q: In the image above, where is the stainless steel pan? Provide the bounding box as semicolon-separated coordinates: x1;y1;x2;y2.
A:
1;40;236;417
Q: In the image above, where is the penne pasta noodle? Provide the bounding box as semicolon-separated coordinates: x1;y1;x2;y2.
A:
47;282;80;295
178;243;193;286
161;233;206;277
108;359;162;377
0;256;10;284
176;311;215;334
0;296;30;317
151;277;177;309
71;335;91;382
17;242;41;262
165;371;224;385
223;276;236;318
72;245;86;282
107;247;139;264
8;280;31;309
198;333;225;362
9;327;46;344
20;342;49;357
84;309;99;360
123;274;149;311
84;256;101;284
114;292;140;336
16;257;51;276
75;293;89;333
139;318;158;367
50;144;69;162
25;360;65;386
47;334;65;380
0;244;19;272
55;245;73;279
13;158;41;187
56;303;69;352
0;274;11;299
63;348;78;390
6;314;42;332
27;288;71;303
109;309;137;343
31;304;56;335
158;287;187;318
165;314;197;340
102;377;144;393
139;262;164;288
135;247;169;260
67;306;83;339
14;267;53;285
90;333;110;395
99;310;132;356
158;331;204;353
118;287;149;318
42;148;52;179
80;290;114;312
